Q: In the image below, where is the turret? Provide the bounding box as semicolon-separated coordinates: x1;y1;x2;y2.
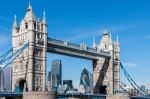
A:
92;37;97;49
42;11;47;33
24;2;37;22
12;15;18;36
114;35;120;52
24;2;37;31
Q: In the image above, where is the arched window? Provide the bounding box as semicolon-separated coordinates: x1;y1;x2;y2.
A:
34;22;36;29
25;22;28;29
105;44;108;50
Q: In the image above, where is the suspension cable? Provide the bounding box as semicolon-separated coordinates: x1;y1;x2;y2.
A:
0;42;29;71
121;65;145;96
120;63;148;96
120;85;131;95
0;48;13;63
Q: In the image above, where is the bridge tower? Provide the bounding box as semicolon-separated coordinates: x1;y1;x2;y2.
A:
12;3;47;91
93;30;120;94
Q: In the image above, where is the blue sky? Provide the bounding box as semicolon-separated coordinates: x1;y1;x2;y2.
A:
0;0;150;88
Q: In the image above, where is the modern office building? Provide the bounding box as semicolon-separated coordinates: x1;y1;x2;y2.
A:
89;73;93;91
63;80;73;89
51;60;62;90
47;71;51;90
79;68;92;93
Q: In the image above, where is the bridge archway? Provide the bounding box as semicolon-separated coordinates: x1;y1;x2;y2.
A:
19;80;26;92
99;85;107;94
15;79;27;92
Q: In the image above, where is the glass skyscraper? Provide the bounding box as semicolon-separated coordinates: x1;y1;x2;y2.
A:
51;60;62;90
79;68;93;93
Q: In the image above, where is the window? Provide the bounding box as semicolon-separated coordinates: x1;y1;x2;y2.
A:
105;44;108;50
25;23;28;29
37;64;41;70
37;25;40;30
38;51;41;56
34;22;36;29
41;24;43;30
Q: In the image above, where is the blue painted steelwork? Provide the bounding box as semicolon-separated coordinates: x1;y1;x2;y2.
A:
58;93;106;99
120;63;149;96
131;96;150;99
0;48;13;63
0;91;23;97
0;42;29;71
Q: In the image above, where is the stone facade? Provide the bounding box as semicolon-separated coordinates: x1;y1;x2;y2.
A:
23;91;58;99
12;3;47;91
93;30;120;94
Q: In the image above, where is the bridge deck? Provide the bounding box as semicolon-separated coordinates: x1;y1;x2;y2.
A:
0;92;149;99
47;38;110;60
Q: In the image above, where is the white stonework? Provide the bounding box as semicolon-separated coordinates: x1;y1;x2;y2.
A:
93;30;120;95
12;3;47;91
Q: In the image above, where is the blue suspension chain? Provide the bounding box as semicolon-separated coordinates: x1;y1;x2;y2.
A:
120;63;148;96
0;48;13;63
0;42;29;71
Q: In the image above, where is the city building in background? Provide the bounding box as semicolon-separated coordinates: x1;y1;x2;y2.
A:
0;66;12;91
89;73;93;92
63;80;73;89
79;68;92;93
50;60;62;91
147;83;150;94
58;80;79;94
57;84;68;93
47;71;51;90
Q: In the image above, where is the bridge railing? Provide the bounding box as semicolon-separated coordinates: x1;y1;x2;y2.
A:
131;96;150;99
48;38;110;57
0;91;23;97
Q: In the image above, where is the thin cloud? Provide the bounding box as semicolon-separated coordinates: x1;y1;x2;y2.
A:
64;28;104;42
123;62;138;68
63;23;140;42
0;35;10;45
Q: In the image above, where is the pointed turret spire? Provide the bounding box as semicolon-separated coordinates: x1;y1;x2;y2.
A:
24;2;37;21
27;1;32;11
104;28;108;35
42;11;47;24
110;33;112;42
93;37;97;49
116;35;119;43
13;15;17;28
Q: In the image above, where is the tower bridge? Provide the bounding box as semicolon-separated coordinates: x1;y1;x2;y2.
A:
0;3;149;99
10;3;120;95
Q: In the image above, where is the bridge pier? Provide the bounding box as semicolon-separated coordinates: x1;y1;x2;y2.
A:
68;98;90;99
22;91;58;99
106;95;130;99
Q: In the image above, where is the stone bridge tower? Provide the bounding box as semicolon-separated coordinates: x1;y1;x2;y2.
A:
93;30;120;94
12;3;47;91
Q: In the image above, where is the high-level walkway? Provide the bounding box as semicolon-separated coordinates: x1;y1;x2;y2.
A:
47;37;111;60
